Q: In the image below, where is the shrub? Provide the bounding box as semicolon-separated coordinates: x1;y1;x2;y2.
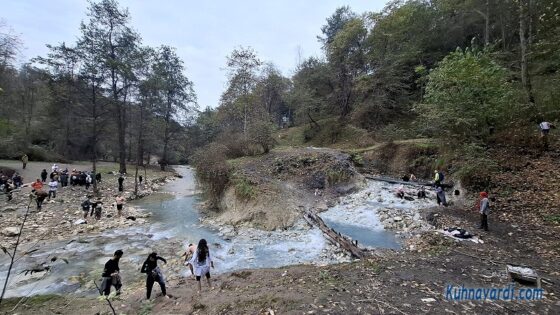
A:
191;143;231;209
248;121;276;153
416;48;522;141
233;176;256;200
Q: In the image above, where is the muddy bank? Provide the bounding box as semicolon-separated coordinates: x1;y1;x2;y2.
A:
205;148;366;231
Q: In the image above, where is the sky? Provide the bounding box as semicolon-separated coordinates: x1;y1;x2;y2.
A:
1;0;389;108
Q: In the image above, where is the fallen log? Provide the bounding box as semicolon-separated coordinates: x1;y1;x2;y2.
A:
304;209;369;259
363;175;454;189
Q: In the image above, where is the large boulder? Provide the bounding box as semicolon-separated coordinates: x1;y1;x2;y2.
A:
2;227;20;237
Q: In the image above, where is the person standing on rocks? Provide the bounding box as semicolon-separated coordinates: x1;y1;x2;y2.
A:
141;252;168;299
190;239;214;293
21;154;28;169
93;198;104;220
81;195;92;219
101;250;123;296
85;173;92;190
95;172;102;183
139;175;143;186
118;175;124;192
115;194;125;217
31;178;43;191
34;189;48;210
60;171;68;188
436;186;447;206
434;170;444;187
478;192;490;231
47;178;58;200
40;169;48;183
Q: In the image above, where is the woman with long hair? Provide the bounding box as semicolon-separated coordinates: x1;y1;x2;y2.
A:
189;239;214;293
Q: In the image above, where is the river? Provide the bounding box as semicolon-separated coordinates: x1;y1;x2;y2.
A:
1;166;413;298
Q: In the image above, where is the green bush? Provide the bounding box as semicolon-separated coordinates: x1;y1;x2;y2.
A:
416;48;522;141
233;176;256;201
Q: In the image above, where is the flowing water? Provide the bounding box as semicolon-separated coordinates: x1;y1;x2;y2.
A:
1;166;415;298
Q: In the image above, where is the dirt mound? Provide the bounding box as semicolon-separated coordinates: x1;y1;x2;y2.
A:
212;148;365;230
357;141;439;180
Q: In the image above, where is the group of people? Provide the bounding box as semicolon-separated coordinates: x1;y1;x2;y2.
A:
394;169;491;231
0;171;24;201
40;164;99;190
101;239;214;300
80;194;126;220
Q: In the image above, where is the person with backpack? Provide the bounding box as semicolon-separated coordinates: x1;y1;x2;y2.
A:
434;169;444;187
190;239;214;293
478;192;490;231
141;252;168;299
101;250;123;296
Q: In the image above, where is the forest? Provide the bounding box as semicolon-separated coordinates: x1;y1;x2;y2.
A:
1;0;559;178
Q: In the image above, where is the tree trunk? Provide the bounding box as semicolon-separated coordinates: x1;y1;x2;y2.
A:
91;81;99;196
519;0;535;104
161;94;172;171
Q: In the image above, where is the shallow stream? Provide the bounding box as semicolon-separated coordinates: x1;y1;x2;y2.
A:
1;166;427;298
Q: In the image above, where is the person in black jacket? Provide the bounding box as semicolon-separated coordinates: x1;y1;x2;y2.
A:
101;250;123;296
40;169;48;183
141;252;167;299
118;175;124;192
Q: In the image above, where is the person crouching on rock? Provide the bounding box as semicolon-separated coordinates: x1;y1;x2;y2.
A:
181;243;197;278
101;250;123;296
395;185;405;199
190;239;214;293
141;252;168;299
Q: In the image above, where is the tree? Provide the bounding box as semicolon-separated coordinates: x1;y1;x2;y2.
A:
325;16;367;117
222;47;262;136
81;0;141;174
153;45;196;170
416;48;518;140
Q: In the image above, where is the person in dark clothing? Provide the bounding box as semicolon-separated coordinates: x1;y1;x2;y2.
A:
40;169;48;183
118;175;124;192
35;190;48;210
101;250;123;296
139;175;143;185
60;172;68;188
81;196;92;219
141;252;168;299
96;172;102;183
